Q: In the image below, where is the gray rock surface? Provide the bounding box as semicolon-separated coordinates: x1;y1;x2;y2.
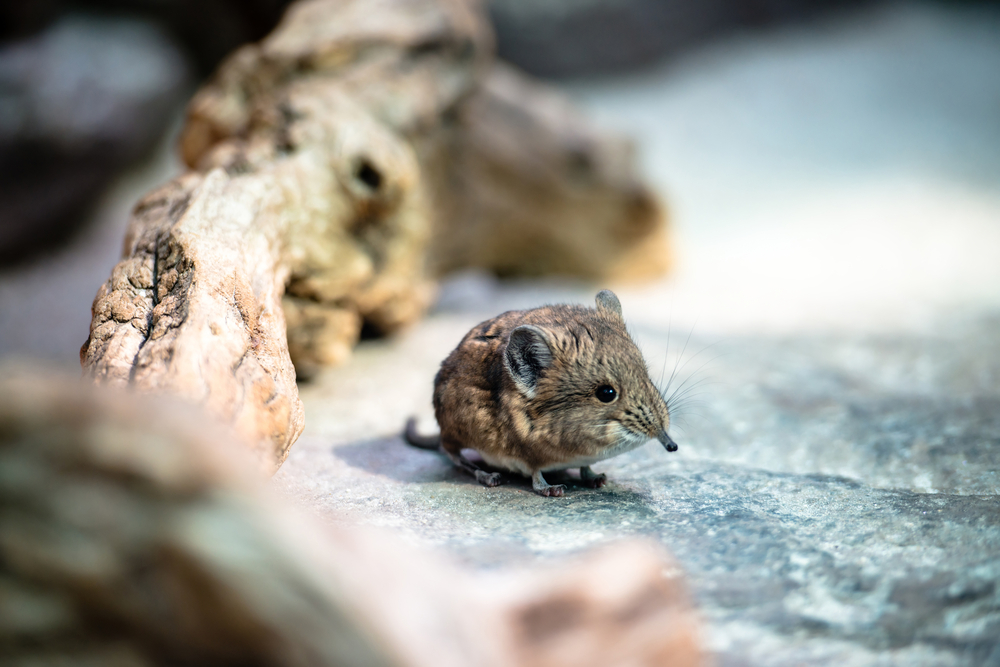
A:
275;309;1000;666
275;5;1000;665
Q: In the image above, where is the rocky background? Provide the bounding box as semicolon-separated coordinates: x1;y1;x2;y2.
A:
0;0;887;273
2;1;1000;665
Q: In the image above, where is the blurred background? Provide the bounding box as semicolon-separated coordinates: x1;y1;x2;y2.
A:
2;0;999;365
1;0;999;364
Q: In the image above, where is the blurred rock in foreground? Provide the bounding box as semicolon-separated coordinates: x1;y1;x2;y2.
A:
0;368;701;667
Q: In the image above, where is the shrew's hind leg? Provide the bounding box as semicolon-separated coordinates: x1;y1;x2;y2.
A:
532;470;567;497
580;466;607;489
440;437;504;488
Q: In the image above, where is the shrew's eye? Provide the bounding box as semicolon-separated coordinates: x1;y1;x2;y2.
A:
595;385;617;403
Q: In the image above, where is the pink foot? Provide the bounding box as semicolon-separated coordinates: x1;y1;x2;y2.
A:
476;470;504;487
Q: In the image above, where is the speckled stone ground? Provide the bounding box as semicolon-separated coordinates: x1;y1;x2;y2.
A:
275;300;1000;666
273;5;1000;665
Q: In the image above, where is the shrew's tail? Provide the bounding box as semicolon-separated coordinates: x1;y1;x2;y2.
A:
403;417;441;450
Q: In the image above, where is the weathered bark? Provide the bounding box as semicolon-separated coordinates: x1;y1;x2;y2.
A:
0;370;701;667
81;0;669;472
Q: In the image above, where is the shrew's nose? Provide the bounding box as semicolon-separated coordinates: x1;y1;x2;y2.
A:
658;430;678;452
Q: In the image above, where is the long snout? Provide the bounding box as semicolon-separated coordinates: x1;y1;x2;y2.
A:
657;430;678;452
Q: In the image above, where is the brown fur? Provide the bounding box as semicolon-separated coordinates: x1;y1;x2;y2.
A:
418;290;675;497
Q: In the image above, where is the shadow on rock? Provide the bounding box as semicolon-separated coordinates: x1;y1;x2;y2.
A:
332;435;461;484
334;436;666;513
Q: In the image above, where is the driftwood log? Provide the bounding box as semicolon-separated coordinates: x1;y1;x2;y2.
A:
81;0;669;472
0;370;700;667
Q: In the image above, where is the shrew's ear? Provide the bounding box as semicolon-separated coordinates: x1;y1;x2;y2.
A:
595;289;623;322
504;325;553;399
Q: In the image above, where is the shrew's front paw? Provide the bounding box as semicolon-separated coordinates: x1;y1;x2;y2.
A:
475;470;504;487
536;484;567;498
532;470;566;497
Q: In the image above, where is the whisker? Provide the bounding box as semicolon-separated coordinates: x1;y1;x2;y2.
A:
670;410;710;432
657;310;673;388
665;375;720;409
666;392;710;413
661;351;723;404
662;323;696;397
667;397;710;418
